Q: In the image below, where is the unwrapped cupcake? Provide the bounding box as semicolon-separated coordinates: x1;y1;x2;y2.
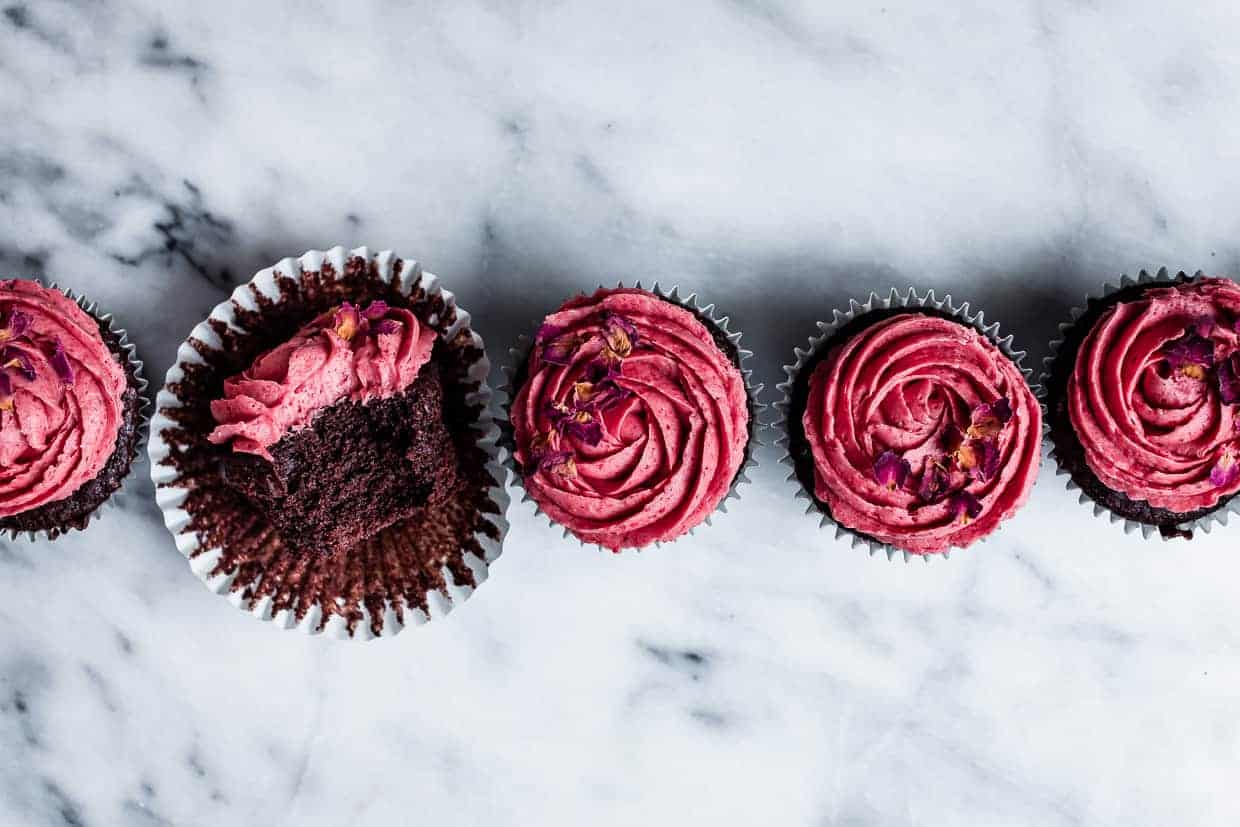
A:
0;279;146;539
780;289;1042;559
1042;272;1240;539
506;286;758;551
148;248;508;638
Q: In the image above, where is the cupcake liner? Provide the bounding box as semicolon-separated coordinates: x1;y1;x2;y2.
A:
500;282;764;552
5;279;149;542
1038;267;1239;540
147;246;509;639
775;286;1035;563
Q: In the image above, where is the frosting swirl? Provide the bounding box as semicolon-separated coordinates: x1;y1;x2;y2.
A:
802;312;1041;554
511;288;749;550
1068;278;1240;513
0;280;126;517
209;301;436;459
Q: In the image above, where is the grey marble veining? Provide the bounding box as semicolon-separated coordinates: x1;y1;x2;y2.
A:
2;1;1238;825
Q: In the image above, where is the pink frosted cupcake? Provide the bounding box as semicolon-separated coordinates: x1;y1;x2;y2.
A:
780;289;1041;558
506;286;756;550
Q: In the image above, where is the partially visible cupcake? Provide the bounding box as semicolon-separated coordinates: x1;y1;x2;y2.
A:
506;286;757;551
780;290;1041;558
1042;272;1240;539
0;279;145;539
148;248;508;638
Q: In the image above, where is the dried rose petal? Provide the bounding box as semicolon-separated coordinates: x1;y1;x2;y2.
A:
1219;353;1240;405
1211;447;1239;488
373;319;401;335
540;332;586;367
362;300;389;320
563;410;603;446
535;323;564;344
1164;327;1215;379
601;313;638;362
333;302;362;341
0;371;11;411
540;450;577;478
949;490;983;524
588;382;632;412
941;425;965;454
0;308;31;343
1;346;34;381
957;439;1001;482
873;450;910;491
527;431;557;462
50;338;73;386
967;397;1013;440
917;460;949;503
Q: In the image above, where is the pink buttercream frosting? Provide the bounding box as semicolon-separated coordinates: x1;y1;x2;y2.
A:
1068;278;1240;513
0;280;127;517
803;312;1041;554
209;303;436;459
511;288;750;550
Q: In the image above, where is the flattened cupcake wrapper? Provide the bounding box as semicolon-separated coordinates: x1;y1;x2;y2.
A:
6;280;150;542
147;246;510;639
1038;267;1239;540
775;286;1035;563
500;281;764;552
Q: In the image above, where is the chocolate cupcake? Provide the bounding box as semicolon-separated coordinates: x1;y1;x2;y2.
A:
778;288;1041;560
148;247;508;639
504;285;760;551
1041;270;1240;540
0;279;146;539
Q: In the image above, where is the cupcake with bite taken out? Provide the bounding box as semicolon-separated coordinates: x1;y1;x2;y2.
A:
779;288;1041;559
505;286;758;551
1042;272;1240;539
0;279;145;539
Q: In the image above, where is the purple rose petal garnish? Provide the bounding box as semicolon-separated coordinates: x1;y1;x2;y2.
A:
589;382;632;412
967;397;1013;440
1;346;34;382
540;449;577;479
0;309;31;343
601;312;638;362
373;319;401;335
1210;447;1239;488
873;450;910;491
535;323;564;344
362;300;389;320
50;338;73;386
941;425;965;454
0;371;11;411
540;332;586;367
1163;327;1215;380
332;302;362;341
917;460;949;503
956;438;1000;482
1218;353;1240;405
949;490;983;525
562;412;603;446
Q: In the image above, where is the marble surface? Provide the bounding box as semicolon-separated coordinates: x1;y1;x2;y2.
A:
1;1;1238;825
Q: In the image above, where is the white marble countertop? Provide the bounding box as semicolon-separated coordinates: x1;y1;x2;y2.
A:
2;2;1238;825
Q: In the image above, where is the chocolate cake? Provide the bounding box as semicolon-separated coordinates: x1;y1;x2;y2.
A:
220;360;457;556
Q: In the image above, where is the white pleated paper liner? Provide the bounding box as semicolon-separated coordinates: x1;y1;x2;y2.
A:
1038;268;1240;541
147;247;510;640
3;279;149;541
774;286;1038;563
499;282;764;552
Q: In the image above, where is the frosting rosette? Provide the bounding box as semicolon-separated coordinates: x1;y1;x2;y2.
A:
801;312;1041;555
0;279;127;517
1067;277;1240;513
510;288;750;550
209;300;436;459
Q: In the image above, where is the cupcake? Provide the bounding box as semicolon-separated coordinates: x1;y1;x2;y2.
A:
148;248;508;638
505;286;758;551
1042;271;1240;539
0;279;146;539
779;289;1041;558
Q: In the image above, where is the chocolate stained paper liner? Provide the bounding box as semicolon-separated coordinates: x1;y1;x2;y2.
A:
147;247;510;640
775;286;1037;563
1038;268;1239;540
500;282;764;552
6;280;149;541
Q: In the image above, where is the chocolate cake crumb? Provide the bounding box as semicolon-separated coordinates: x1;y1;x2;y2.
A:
156;255;501;636
1042;275;1236;539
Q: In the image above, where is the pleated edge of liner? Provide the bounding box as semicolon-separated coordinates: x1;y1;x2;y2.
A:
1036;267;1239;541
772;286;1037;564
145;246;511;641
498;281;765;554
6;279;151;542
